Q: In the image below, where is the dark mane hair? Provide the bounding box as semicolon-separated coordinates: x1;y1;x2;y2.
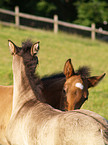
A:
41;72;65;81
22;39;33;52
21;39;45;102
76;66;91;77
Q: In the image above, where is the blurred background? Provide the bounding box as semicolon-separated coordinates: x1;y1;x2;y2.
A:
0;0;108;41
0;0;108;29
0;0;108;119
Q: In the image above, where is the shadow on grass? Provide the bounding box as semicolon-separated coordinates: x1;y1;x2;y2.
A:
0;70;13;85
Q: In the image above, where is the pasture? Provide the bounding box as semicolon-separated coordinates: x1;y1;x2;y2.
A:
0;25;108;120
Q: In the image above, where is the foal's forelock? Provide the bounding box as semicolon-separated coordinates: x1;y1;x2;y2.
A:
22;39;33;52
76;66;91;78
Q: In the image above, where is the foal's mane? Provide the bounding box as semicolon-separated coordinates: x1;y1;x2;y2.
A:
21;40;45;102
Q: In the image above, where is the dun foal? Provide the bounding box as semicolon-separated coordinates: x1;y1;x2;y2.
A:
6;40;108;145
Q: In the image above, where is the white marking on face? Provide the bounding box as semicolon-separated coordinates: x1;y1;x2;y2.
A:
75;83;84;90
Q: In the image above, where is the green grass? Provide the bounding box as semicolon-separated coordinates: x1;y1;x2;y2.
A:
0;25;108;119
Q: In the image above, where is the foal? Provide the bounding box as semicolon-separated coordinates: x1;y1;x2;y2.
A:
60;59;106;110
6;40;108;145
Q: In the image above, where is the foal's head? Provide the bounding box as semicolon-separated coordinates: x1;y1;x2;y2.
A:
60;59;105;111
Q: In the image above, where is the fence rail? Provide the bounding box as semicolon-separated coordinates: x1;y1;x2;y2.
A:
0;6;108;40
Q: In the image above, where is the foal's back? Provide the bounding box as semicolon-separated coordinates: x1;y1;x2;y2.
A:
7;102;107;145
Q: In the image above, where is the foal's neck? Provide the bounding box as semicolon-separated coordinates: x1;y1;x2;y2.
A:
12;56;38;112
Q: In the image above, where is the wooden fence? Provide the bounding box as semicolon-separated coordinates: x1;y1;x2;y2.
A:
0;6;108;40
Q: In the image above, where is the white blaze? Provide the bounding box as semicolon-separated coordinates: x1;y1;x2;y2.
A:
75;83;84;90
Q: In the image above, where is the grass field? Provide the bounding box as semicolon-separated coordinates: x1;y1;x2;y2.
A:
0;25;108;119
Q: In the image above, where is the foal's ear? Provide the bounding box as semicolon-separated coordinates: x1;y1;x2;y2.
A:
64;59;75;79
31;41;40;56
8;40;17;55
87;73;106;88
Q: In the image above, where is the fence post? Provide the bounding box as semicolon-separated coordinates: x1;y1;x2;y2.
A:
15;6;19;27
91;23;95;40
54;15;58;33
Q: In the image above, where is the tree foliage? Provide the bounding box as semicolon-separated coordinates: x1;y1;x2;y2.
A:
0;0;108;27
74;0;108;26
36;1;56;17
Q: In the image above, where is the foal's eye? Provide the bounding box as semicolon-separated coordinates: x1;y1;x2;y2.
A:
63;88;66;94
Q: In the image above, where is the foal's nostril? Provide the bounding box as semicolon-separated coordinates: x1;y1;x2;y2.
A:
84;95;88;100
83;91;89;100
